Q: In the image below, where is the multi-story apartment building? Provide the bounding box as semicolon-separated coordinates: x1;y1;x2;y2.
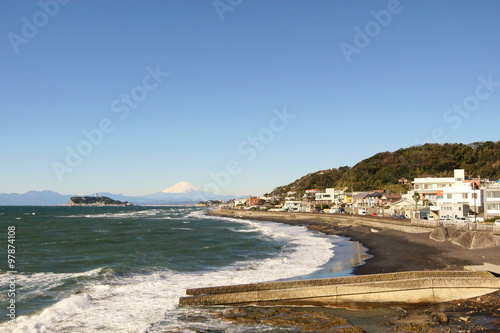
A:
484;185;500;219
412;169;464;205
315;188;345;206
437;180;482;214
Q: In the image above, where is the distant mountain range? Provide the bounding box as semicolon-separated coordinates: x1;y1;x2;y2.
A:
0;182;237;206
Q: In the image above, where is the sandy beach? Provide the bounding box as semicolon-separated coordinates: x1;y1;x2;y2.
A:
206;209;500;332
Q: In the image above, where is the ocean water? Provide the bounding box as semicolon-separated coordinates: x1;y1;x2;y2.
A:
0;206;364;332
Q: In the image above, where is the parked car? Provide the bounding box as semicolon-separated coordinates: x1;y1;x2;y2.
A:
358;209;366;215
371;213;378;216
398;214;406;219
454;217;468;224
494;220;500;226
439;217;452;224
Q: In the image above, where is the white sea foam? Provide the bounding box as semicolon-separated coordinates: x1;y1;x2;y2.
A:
64;209;166;219
0;268;103;303
1;211;336;332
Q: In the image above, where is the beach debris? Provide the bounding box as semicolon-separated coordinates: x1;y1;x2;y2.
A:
391;306;408;318
459;315;470;322
435;312;448;325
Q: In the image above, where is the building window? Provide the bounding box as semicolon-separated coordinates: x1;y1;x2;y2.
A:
462;193;468;199
447;194;452;199
487;191;500;199
488;204;500;210
424;184;428;189
415;185;419;189
488;203;500;210
472;193;477;199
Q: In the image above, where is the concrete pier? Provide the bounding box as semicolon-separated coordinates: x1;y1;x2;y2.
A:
179;271;500;307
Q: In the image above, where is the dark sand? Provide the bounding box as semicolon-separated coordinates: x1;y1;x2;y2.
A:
208;210;500;273
206;209;500;332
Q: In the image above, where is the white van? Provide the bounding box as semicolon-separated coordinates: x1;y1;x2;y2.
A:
358;209;366;215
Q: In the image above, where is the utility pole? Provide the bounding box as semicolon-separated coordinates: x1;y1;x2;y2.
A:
474;179;477;224
351;185;354;215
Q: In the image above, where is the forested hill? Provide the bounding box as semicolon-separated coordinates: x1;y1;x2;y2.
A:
269;141;500;196
68;196;132;206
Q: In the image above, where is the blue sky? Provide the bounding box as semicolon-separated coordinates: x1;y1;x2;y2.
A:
1;0;500;196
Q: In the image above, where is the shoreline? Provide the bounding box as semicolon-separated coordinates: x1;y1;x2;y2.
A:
282;234;371;281
208;209;500;274
206;209;500;332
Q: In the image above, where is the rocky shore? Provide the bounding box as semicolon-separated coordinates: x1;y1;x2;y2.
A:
201;209;500;332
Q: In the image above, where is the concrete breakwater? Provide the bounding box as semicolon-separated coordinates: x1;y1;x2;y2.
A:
179;271;500;307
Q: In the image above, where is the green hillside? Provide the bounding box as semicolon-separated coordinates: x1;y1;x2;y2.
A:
269;141;500;197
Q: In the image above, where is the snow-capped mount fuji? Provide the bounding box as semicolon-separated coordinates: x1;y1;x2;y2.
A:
139;181;236;204
161;181;201;194
0;182;237;206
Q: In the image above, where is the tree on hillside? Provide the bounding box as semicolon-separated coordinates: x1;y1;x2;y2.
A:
413;191;421;218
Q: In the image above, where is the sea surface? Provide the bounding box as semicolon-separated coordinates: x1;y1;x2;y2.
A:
0;206;366;332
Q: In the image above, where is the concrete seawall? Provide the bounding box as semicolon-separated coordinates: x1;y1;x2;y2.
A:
180;271;500;307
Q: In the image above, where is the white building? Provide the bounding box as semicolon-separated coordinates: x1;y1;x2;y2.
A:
233;198;247;206
284;201;303;212
439;203;470;220
411;169;464;204
437;181;482;213
315;188;345;206
484;184;500;219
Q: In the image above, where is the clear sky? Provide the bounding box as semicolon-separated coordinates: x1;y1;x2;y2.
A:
1;0;500;196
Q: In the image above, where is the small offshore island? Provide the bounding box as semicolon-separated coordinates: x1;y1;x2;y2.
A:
67;195;133;206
